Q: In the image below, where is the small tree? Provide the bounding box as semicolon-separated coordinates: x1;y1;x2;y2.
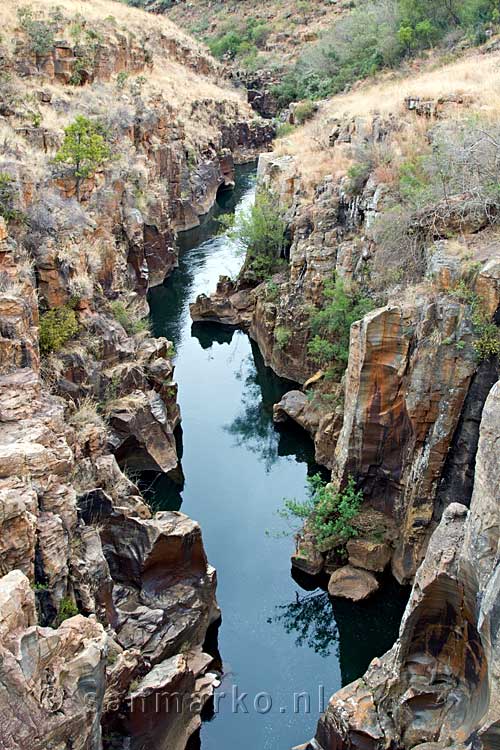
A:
54;116;111;199
219;187;287;281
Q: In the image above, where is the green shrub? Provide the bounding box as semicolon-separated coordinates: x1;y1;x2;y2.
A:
54;115;111;198
294;100;316;125
278;474;363;550
307;275;374;373
221;188;287;282
55;596;79;626
39;306;79;354
17;6;56;56
207;17;270;62
274;325;292;350
451;281;500;361
275;122;296;139
110;300;150;335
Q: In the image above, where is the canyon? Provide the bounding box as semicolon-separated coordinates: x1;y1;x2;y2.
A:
0;0;499;749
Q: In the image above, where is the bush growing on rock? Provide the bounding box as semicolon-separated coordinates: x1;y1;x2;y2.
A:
110;299;151;335
450;280;500;361
17;5;58;57
39;305;79;354
308;275;373;375
55;596;79;626
278;474;363;550
54;115;111;199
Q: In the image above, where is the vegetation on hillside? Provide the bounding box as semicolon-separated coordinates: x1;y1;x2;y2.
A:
39;306;79;354
54;116;112;198
272;0;500;105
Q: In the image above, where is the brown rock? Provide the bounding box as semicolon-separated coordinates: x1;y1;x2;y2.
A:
327;565;379;601
291;535;323;576
346;538;391;572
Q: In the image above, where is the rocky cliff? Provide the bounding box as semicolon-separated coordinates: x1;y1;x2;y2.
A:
302;378;500;750
190;67;500;587
0;0;272;746
189;48;500;750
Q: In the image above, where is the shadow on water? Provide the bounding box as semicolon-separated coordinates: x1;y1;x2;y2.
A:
144;163;409;750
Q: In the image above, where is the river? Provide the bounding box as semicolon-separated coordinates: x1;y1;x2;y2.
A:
145;164;408;750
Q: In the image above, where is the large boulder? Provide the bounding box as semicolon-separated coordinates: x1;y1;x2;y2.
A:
327;565;379;601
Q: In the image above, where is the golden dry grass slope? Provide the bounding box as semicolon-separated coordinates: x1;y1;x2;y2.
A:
0;0;258;149
273;45;500;188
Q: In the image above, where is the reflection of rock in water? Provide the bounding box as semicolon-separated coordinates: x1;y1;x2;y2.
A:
222;341;322;471
191;322;236;349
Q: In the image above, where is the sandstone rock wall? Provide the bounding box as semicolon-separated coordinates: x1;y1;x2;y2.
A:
303;379;500;750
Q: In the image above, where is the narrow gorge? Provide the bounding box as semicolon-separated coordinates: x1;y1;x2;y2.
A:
0;1;499;750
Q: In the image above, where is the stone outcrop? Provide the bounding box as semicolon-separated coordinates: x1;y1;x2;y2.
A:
0;1;275;744
302;379;500;750
0;570;108;750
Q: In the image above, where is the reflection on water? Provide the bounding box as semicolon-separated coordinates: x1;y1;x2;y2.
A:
273;591;339;658
274;574;409;685
145;164;409;750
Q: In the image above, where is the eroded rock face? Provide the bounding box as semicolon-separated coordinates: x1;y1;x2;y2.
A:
0;570;108;750
333;298;479;583
304;380;500;750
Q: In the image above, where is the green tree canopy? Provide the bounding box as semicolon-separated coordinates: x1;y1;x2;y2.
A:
55;116;111;196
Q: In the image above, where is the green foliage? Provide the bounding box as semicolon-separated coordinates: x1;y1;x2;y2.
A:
116;70;129;89
207;16;270;64
265;280;280;302
307;275;374;373
294;100;315;125
39;306;79;354
272;0;500;108
55;596;79;626
275;122;296;139
224;188;287;282
17;5;56;56
450;280;500;361
274;325;292;350
279;474;363;549
0;173;24;224
55;116;111;182
398;155;429;206
109;300;151;335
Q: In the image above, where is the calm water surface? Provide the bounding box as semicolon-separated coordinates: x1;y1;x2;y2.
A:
146;165;408;750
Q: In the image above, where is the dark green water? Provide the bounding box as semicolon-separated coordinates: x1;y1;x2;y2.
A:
146;165;409;750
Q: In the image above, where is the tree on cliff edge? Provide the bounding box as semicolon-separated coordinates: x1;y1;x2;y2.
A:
55;115;111;200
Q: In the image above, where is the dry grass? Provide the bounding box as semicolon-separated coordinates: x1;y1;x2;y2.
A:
0;0;202;53
275;48;500;188
0;0;252;147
